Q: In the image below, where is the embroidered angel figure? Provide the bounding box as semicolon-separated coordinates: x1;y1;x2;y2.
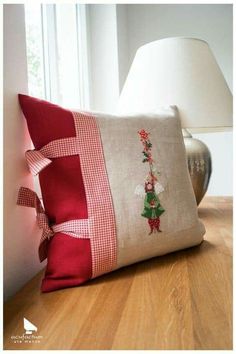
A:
135;129;165;235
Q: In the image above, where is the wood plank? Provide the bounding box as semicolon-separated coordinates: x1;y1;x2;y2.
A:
112;253;194;349
4;197;232;350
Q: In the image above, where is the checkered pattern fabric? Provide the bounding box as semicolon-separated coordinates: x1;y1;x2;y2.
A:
53;219;89;239
25;150;52;176
25;137;80;175
17;187;90;261
73;112;117;278
17;187;53;260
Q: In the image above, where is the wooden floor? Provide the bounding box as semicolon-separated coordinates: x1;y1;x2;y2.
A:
4;197;232;350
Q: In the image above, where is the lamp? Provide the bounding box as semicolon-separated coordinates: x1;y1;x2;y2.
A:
117;37;232;204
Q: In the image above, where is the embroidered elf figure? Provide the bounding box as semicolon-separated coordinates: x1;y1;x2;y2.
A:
142;176;165;234
136;129;165;234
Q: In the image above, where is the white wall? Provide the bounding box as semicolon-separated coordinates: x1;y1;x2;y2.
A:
114;4;233;196
4;4;45;300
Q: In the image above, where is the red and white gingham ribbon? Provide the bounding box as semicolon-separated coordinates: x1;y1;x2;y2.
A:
73;112;117;278
17;187;89;261
25;137;81;175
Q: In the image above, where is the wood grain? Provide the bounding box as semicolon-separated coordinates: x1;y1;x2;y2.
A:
4;197;232;350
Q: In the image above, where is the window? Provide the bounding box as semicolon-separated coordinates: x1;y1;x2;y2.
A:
25;4;90;109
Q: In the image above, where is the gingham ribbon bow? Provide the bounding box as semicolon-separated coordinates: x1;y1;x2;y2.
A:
17;187;89;261
25;137;81;175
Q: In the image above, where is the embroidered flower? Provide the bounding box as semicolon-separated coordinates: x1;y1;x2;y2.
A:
138;129;149;141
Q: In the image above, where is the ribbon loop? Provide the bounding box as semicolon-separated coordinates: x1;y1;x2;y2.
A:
25;150;52;176
25;137;81;175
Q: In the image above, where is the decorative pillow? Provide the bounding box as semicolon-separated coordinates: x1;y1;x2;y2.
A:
17;94;205;292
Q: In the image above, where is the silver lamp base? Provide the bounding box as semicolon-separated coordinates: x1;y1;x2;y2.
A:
182;129;212;205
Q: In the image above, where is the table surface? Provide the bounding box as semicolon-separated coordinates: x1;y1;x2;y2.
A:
4;196;232;350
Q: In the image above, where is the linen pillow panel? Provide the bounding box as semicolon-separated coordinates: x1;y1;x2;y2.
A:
17;94;205;292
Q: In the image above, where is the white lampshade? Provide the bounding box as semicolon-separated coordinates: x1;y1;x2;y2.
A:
118;37;232;132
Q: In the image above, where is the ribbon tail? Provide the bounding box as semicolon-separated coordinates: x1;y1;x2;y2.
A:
17;186;52;261
38;239;49;262
17;187;38;208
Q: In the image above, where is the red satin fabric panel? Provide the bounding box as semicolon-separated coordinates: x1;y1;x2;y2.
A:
41;233;92;292
39;156;87;223
18;94;92;292
19;94;76;149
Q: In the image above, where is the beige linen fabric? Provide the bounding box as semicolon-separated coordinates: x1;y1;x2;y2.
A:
95;107;205;269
